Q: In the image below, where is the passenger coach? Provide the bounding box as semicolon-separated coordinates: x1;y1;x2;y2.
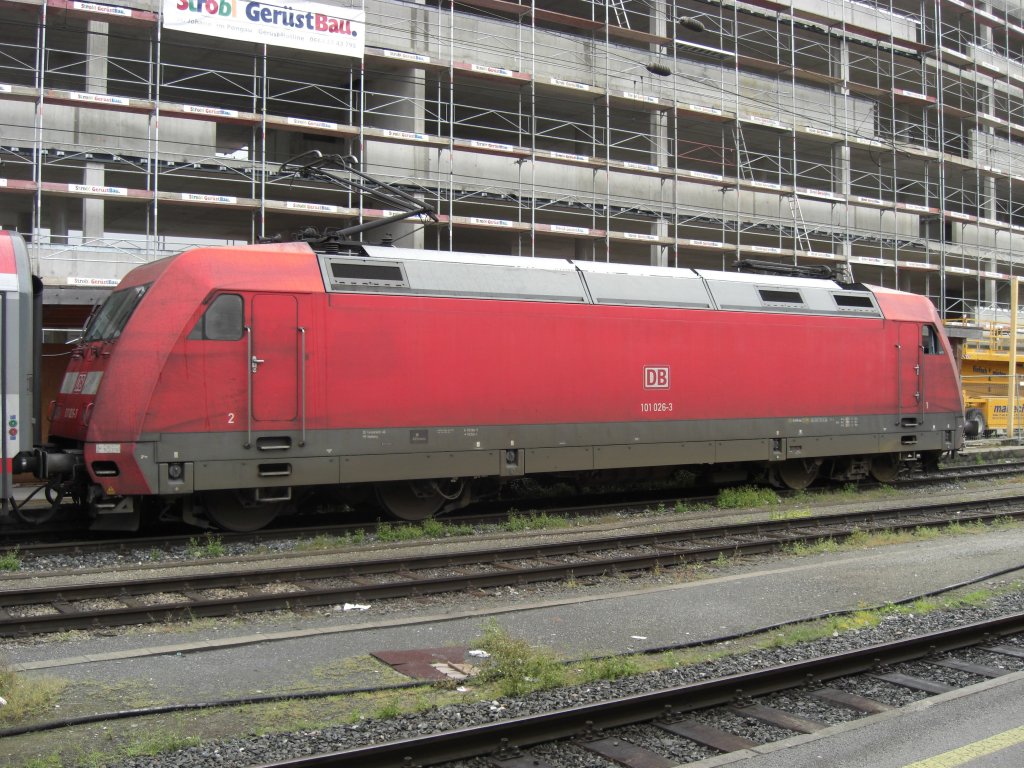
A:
1;232;40;518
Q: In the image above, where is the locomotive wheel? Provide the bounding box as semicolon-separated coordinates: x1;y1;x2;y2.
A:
869;453;900;483
204;491;281;532
375;481;445;521
773;459;820;490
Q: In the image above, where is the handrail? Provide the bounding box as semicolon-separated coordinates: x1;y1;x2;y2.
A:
298;326;306;447
244;325;253;449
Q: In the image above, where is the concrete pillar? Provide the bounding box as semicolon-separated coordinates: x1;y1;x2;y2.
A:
574;238;596;262
82;21;108;241
979;17;998;312
362;71;427;249
832;27;853;280
651;219;669;267
49;197;69;244
648;2;670;267
832;144;850;199
17;212;33;240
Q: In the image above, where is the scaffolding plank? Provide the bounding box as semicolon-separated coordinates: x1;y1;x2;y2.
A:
533;8;602;30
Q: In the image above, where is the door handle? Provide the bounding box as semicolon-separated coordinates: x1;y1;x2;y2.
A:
251;355;265;373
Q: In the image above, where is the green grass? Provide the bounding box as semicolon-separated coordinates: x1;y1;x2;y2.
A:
0;548;20;571
768;508;814;521
781;537;842;556
474;620;568;696
576;655;643;682
371;699;403;719
24;757;65;768
294;530;367;551
674;500;713;513
0;662;68;724
503;512;570;532
375;519;475;542
778;516;1019;558
372;512;571;543
117;732;202;760
186;533;226;559
716;485;780;509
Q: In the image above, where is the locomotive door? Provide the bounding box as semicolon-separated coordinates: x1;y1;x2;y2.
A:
896;322;923;422
250;294;298;422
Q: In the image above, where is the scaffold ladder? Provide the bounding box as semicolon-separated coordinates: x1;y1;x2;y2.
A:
788;194;813;255
607;0;631;28
733;123;754;182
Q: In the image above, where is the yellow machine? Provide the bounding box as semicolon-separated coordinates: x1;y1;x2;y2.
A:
958;323;1024;437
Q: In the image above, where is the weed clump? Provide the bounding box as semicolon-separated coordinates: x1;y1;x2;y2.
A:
474;621;566;696
716;486;780;509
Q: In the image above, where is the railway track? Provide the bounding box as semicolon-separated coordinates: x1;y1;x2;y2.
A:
247;613;1024;768
3;491;1023;637
3;458;1022;560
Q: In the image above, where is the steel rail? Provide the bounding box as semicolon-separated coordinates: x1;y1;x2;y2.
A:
249;613;1024;768
3;493;1024;636
2;460;1021;556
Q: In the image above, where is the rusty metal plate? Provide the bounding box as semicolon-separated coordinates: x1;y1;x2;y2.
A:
932;658;1009;678
581;737;676;768
659;718;758;752
871;672;954;694
489;756;558;768
370;646;469;680
808;687;893;714
730;703;826;733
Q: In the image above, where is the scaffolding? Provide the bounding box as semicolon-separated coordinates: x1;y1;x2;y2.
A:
1;0;1024;317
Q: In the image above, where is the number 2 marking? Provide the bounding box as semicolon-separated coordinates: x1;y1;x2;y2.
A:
228;412;236;424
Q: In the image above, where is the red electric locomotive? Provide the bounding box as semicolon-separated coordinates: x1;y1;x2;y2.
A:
13;238;964;531
10;155;964;532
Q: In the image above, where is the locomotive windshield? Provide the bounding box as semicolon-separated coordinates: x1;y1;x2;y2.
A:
83;284;151;342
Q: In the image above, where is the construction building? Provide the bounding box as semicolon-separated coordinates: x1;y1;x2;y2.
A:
2;0;1024;339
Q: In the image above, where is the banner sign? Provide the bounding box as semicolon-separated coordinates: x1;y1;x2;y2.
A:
163;0;364;59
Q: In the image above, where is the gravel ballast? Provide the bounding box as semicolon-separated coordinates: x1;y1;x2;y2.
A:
102;590;1024;768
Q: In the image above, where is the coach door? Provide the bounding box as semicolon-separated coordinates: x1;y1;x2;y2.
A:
250;294;298;422
896;322;923;424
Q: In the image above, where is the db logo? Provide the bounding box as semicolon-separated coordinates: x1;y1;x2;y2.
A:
643;366;670;389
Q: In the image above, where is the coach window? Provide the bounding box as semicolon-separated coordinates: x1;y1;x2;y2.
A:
188;294;244;341
921;325;943;355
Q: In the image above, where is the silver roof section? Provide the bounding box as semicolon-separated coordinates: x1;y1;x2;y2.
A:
320;247;881;318
694;268;840;289
574;260;711;309
362;245;577;271
329;246;587;303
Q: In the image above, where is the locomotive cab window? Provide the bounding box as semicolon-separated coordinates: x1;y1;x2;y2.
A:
83;283;151;341
188;294;244;341
922;324;943;355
